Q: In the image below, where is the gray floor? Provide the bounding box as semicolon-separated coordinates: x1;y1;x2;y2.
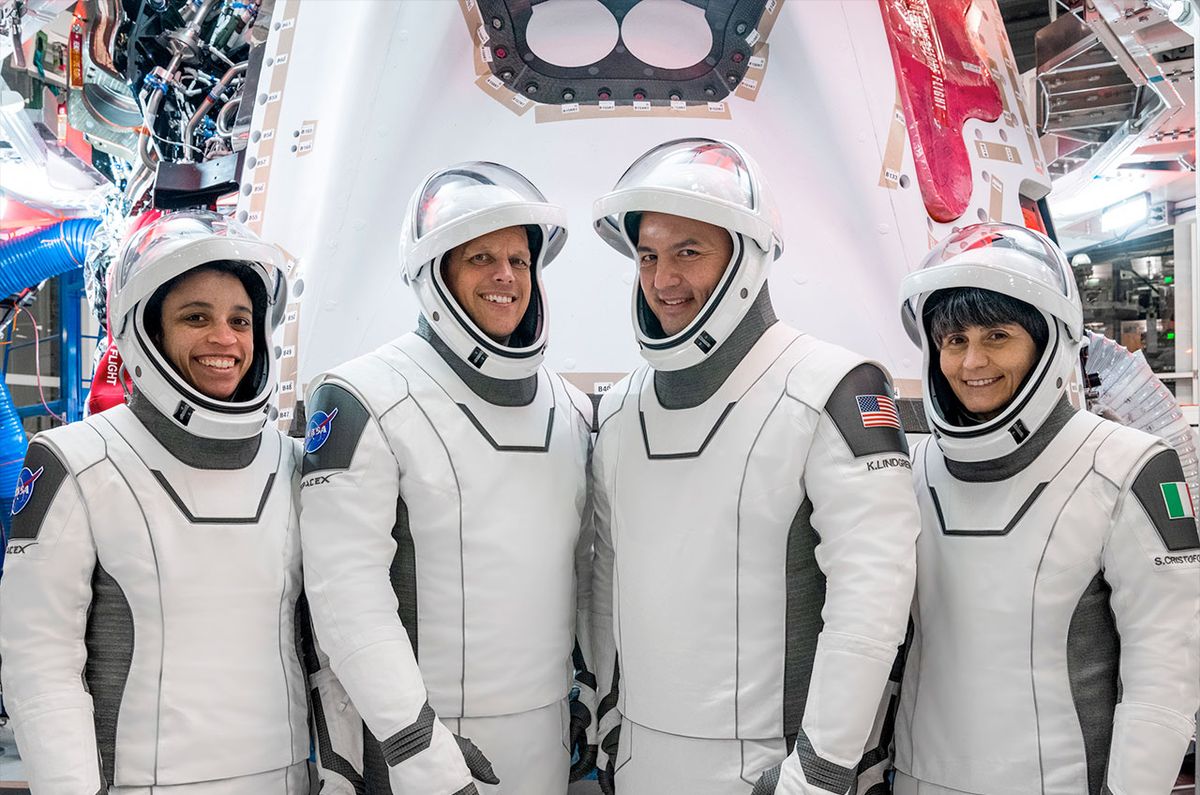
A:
0;721;25;786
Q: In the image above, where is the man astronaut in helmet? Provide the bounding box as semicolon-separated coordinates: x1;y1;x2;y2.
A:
894;223;1200;795
298;162;596;795
0;211;310;794
588;138;920;794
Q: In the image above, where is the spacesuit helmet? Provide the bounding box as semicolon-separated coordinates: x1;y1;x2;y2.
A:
899;222;1083;462
592;137;783;371
400;161;568;380
109;210;289;441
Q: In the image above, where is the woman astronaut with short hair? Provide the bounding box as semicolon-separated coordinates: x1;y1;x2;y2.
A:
894;222;1200;795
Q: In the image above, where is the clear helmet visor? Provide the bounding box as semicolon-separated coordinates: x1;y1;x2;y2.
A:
112;210;286;331
615;139;757;208
901;222;1079;343
406;162;566;273
114;212;221;285
595;138;783;259
924;223;1070;290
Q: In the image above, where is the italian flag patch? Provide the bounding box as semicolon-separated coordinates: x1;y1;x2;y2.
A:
1160;482;1196;520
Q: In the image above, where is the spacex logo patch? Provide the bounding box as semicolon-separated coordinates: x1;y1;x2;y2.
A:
11;466;44;516
305;407;339;454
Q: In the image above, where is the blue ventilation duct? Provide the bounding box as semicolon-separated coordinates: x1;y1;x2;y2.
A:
0;218;101;297
0;218;100;574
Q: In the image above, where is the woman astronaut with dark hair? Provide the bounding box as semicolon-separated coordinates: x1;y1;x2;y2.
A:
894;223;1200;795
0;211;310;794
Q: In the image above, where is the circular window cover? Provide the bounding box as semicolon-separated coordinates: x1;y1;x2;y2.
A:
620;0;714;71
525;0;620;68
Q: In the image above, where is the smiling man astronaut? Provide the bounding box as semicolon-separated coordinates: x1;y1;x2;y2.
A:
298;162;597;795
587;138;921;795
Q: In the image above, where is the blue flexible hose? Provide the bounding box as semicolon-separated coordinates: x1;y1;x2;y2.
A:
0;383;26;568
0;218;100;298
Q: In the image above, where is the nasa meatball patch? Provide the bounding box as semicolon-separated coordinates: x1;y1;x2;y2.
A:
7;443;69;543
301;384;370;475
11;466;43;515
305;407;338;454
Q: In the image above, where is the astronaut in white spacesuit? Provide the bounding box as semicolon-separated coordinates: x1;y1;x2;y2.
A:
587;138;920;795
0;211;309;794
298;161;596;795
893;222;1200;795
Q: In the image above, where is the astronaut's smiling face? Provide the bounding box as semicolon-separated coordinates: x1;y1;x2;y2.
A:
635;212;733;337
443;226;533;342
937;323;1038;421
158;268;254;401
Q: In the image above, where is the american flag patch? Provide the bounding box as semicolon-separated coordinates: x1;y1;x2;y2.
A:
856;394;901;430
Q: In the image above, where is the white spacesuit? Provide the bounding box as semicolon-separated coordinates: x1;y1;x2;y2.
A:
0;212;308;794
588;138;919;795
299;162;595;795
894;223;1200;795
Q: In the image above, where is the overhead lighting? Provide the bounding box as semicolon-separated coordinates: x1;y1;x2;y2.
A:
1071;253;1092;266
1049;173;1150;220
1100;193;1149;232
